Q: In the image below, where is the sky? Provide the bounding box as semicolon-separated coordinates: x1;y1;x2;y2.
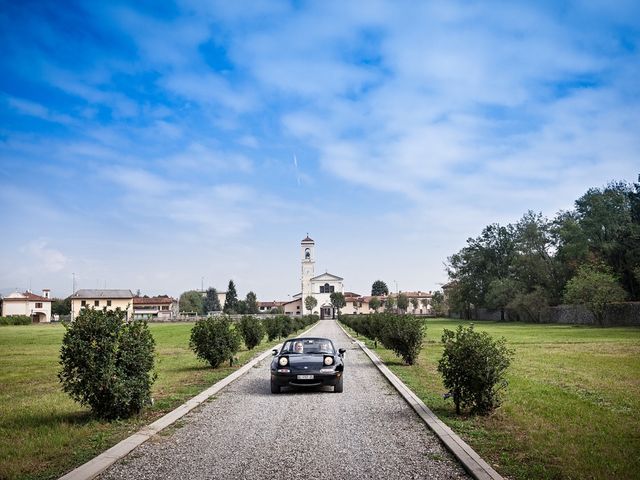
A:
1;0;639;301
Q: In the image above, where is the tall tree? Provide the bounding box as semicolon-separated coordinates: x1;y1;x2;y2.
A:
369;297;381;312
330;292;346;316
179;290;204;315
371;280;389;296
203;287;221;313
52;297;71;315
397;293;409;312
410;297;419;311
385;295;396;312
430;291;445;317
245;291;259;314
304;295;318;314
223;280;239;313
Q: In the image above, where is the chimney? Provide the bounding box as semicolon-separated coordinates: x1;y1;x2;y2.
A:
43;289;50;299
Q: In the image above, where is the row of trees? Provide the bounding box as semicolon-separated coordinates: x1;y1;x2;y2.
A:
179;280;260;315
447;179;639;322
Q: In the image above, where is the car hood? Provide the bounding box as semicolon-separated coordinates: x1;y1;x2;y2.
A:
287;355;327;370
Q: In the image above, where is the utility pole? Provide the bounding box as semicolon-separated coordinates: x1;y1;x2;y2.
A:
201;276;204;292
72;273;76;295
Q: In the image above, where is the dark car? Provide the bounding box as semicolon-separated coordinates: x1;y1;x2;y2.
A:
270;337;345;393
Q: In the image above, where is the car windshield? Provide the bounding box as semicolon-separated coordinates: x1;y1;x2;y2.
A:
282;338;334;354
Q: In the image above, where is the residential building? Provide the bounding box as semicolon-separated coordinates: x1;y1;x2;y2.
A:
71;289;134;320
0;289;52;322
133;296;177;320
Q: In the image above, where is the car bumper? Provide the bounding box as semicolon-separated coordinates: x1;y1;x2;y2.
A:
271;370;342;388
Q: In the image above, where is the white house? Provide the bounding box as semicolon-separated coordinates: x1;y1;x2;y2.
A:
71;289;134;320
1;289;52;322
133;296;177;320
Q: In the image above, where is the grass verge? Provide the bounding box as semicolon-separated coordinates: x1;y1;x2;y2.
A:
342;318;640;480
0;321;310;480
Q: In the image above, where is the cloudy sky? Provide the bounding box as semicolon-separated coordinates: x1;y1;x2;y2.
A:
1;0;639;300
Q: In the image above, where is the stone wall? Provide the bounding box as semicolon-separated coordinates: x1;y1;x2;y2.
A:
454;302;640;326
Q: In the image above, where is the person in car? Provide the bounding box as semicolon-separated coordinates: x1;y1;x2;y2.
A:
293;341;304;353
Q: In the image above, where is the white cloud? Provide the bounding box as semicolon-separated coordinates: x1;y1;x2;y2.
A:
22;239;68;273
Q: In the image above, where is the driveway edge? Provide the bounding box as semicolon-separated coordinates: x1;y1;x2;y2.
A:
59;323;319;480
337;322;503;480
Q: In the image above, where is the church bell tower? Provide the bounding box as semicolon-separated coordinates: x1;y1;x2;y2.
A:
301;235;315;299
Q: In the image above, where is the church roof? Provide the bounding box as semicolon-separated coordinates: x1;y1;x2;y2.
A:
311;272;343;281
301;235;314;244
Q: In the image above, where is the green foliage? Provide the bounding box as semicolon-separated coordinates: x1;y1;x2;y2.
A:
223;280;239;313
179;290;204;315
262;314;316;341
369;297;381;312
342;313;424;365
564;263;627;325
52;297;71;315
245;291;259;314
330;292;346;312
397;293;409;312
430;291;445;316
507;287;549;322
237;316;265;350
0;315;32;325
189;315;241;368
446;179;640;319
371;280;389;296
410;297;419;311
304;295;317;313
203;287;221;313
438;324;513;415
385;295;396;311
58;308;156;420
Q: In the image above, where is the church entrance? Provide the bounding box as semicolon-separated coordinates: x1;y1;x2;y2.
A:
320;306;334;320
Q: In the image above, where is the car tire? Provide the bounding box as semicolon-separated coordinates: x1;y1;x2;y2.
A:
271;382;281;394
334;377;343;393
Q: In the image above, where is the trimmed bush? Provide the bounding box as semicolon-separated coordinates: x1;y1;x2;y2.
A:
380;314;424;365
189;315;241;368
341;313;425;364
237;316;265;350
58;308;156;420
0;315;32;325
438;324;514;415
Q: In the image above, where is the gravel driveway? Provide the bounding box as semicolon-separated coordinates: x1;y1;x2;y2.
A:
100;320;469;480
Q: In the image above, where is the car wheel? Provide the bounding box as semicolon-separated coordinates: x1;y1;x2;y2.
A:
334;377;343;393
271;382;281;394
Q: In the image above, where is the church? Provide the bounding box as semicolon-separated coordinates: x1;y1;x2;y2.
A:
282;235;345;319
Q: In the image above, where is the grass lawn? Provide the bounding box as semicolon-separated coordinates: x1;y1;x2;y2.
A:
0;322;306;480
345;319;640;480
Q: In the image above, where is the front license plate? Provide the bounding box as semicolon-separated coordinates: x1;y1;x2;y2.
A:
297;374;314;380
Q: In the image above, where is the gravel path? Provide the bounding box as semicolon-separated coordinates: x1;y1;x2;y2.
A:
100;320;470;480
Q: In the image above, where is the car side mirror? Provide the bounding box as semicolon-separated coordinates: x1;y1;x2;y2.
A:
338;348;346;356
272;349;278;356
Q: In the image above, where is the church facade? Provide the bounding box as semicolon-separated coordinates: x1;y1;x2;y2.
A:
284;236;345;319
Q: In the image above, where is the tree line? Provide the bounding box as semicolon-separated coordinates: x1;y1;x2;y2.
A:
446;179;639;322
179;280;260;315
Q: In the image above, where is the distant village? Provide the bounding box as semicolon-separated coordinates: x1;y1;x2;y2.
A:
0;236;436;323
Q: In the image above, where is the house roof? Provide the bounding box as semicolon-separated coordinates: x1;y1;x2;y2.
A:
1;291;51;302
258;301;286;308
133;296;175;305
72;289;134;299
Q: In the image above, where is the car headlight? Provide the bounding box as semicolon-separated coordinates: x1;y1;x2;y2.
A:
278;356;289;367
324;356;334;366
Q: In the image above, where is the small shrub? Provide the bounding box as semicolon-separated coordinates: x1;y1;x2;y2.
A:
380;314;424;365
237;316;265;350
0;315;32;325
189;315;241;368
438;324;514;415
58;308;156;420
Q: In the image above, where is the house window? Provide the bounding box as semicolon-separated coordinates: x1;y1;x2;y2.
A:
94;300;99;307
107;300;112;307
81;300;86;307
161;305;169;310
35;302;43;308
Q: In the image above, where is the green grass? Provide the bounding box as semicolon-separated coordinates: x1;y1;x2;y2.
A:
346;319;640;480
0;322;305;480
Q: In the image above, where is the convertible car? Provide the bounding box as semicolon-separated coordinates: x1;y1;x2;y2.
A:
270;337;345;393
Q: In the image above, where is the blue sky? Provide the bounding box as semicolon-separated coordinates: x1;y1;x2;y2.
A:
1;0;639;300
